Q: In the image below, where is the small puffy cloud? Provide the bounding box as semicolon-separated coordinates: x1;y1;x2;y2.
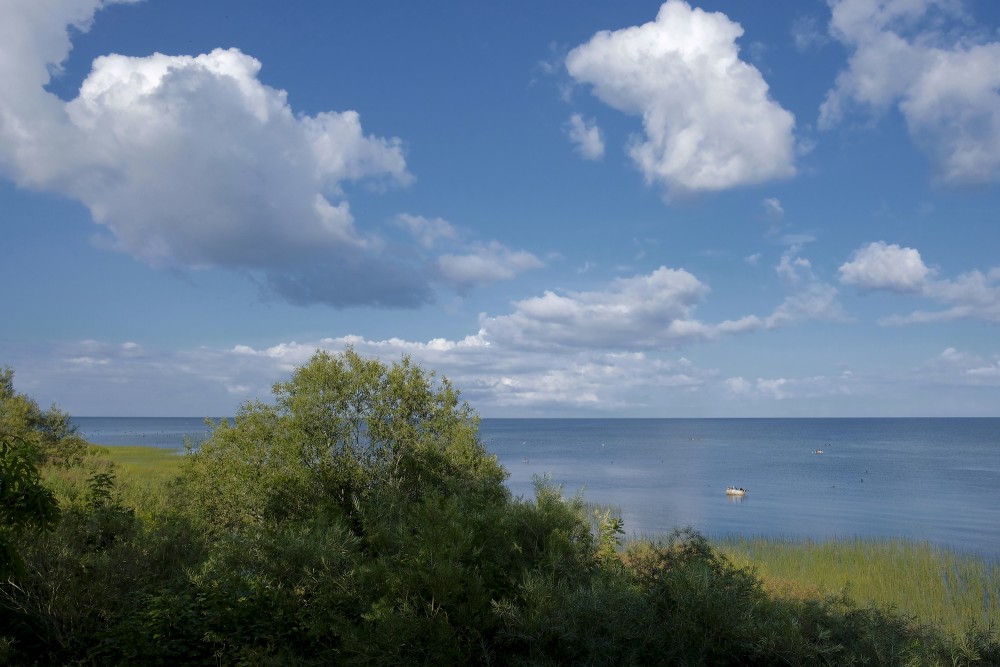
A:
564;113;605;160
565;0;796;198
775;246;813;285
437;241;544;288
839;241;930;292
821;0;1000;185
841;241;1000;324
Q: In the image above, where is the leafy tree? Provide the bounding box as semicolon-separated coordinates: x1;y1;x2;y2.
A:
179;349;508;537
0;433;60;579
0;367;87;468
164;349;522;662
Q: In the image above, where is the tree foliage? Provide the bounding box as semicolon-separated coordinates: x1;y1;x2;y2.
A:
1;367;87;469
1;367;77;579
0;433;60;579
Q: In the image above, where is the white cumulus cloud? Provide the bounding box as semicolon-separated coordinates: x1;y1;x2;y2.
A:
839;241;931;292
821;0;1000;186
482;267;715;350
0;0;454;308
565;0;796;199
840;241;1000;323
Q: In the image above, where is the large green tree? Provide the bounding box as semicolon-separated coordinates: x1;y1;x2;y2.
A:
180;348;509;538
168;349;537;662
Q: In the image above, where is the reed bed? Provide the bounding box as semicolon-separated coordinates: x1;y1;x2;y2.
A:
715;535;1000;637
40;445;185;517
90;444;185;484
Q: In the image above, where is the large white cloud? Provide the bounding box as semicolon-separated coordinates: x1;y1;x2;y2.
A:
484;267;730;349
840;241;1000;323
565;0;796;198
821;0;1000;185
0;0;475;308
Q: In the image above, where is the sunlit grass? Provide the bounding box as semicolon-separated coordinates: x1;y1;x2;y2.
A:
41;445;185;517
89;444;185;484
715;535;1000;637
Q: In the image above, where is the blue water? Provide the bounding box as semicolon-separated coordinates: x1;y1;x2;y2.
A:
73;416;225;448
73;417;1000;557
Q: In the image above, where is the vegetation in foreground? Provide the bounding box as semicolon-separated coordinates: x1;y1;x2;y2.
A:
2;356;999;666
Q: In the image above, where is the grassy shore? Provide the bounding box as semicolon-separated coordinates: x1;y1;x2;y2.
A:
716;535;1000;638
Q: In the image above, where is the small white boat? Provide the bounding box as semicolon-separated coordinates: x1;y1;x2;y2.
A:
726;486;747;496
814;449;824;454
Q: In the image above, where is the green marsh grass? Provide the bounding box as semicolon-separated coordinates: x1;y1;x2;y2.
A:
716;536;1000;638
41;444;185;517
89;444;185;485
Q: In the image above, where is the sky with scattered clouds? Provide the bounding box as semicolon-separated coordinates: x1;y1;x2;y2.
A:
2;0;999;417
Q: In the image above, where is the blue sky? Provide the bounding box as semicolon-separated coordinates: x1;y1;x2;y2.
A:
2;0;999;417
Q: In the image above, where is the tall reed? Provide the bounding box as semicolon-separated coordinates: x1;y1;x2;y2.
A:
716;536;1000;637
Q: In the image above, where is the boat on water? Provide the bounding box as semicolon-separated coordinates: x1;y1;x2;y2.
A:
813;449;824;454
726;486;747;496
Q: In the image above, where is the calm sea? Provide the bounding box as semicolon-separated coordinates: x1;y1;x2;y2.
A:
73;417;1000;557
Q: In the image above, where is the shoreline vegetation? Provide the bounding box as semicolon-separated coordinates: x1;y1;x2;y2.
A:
4;356;1000;665
93;444;1000;639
